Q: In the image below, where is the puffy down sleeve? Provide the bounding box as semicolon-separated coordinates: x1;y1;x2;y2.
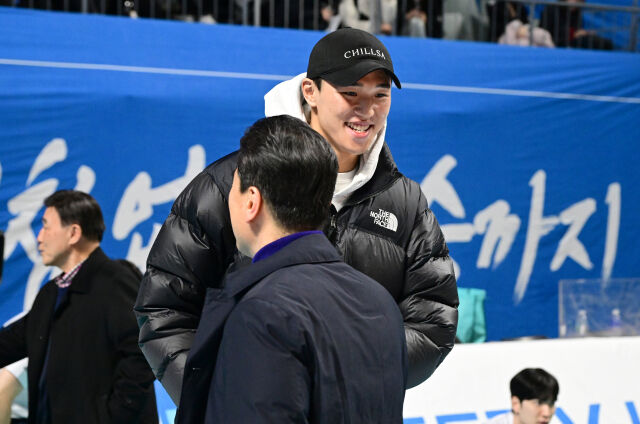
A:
134;154;238;404
400;192;458;388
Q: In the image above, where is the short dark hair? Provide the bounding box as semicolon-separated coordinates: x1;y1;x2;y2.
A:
237;115;338;232
44;190;105;242
510;368;559;405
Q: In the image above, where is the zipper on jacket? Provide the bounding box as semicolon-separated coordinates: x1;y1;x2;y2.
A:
325;205;338;244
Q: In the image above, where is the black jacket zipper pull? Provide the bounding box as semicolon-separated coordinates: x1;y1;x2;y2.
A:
326;205;338;244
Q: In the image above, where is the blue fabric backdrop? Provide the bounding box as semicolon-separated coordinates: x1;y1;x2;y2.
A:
1;7;639;346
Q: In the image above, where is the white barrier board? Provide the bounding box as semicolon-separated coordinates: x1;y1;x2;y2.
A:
403;337;640;423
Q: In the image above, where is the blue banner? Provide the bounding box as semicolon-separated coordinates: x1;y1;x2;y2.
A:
1;7;639;348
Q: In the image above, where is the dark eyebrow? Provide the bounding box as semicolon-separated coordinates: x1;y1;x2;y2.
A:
351;81;391;88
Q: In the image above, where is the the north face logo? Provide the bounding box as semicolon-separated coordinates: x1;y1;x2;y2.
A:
370;209;398;232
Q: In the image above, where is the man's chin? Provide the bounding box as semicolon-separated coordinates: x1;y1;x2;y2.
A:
344;137;374;155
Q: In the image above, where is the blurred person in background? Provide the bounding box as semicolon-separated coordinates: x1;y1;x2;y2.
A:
338;0;398;35
0;225;27;424
487;0;528;42
396;0;443;38
489;0;554;47
485;368;559;424
0;313;29;424
136;27;458;405
540;0;613;50
498;20;554;47
257;0;336;30
0;190;157;424
0;359;27;424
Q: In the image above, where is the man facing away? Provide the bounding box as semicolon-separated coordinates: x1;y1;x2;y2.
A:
485;368;559;424
0;190;157;424
135;27;458;404
176;115;407;424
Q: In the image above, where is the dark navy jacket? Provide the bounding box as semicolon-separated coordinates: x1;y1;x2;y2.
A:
176;233;407;424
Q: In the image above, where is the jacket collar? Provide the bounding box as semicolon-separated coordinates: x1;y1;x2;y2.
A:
222;233;342;298
344;143;402;207
67;247;108;293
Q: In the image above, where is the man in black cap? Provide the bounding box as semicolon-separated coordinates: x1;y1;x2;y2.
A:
136;28;459;404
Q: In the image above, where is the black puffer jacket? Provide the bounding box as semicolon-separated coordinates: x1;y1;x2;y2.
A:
134;144;458;403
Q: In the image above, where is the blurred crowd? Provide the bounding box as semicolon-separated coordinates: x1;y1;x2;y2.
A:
0;0;630;51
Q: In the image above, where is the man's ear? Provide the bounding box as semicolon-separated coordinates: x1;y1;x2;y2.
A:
245;186;263;223
301;78;318;108
68;224;83;245
511;396;521;415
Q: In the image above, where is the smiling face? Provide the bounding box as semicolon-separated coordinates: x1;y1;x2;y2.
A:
512;397;556;424
303;69;391;172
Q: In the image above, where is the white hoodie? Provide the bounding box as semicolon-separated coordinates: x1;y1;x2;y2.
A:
264;73;389;211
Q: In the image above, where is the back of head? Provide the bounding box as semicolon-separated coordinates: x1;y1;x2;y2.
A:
510;368;559;405
237;115;338;232
44;190;105;242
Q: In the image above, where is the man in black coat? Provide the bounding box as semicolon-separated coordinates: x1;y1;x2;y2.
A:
176;115;406;424
0;190;157;424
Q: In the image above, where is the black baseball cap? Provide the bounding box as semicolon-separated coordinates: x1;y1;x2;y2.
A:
307;28;401;89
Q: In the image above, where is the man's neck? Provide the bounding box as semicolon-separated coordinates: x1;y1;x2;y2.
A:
60;243;99;273
252;230;321;263
337;154;358;173
249;227;290;258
